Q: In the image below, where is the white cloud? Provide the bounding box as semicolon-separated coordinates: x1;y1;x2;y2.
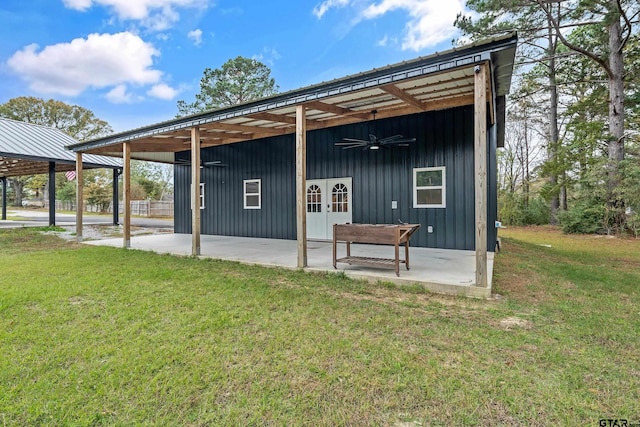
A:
7;32;162;97
252;47;282;67
362;0;464;50
220;7;243;15
106;84;134;103
62;0;92;10
377;35;388;47
313;0;350;18
188;28;203;45
313;0;465;51
147;83;179;100
62;0;208;30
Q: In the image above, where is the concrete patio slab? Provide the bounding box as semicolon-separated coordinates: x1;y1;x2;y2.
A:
84;233;494;298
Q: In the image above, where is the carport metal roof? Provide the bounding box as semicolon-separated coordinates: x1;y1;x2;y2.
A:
67;33;517;162
0;118;122;178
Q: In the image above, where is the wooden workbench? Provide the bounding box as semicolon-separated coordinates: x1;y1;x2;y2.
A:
332;223;421;277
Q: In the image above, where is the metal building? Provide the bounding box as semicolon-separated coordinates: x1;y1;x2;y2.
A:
67;33;517;291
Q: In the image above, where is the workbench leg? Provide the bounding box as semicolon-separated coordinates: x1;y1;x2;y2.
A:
405;241;410;270
333;238;337;269
395;243;400;277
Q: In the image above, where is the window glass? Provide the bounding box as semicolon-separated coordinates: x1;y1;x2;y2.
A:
416;170;443;186
307;184;322;213
245;181;260;194
332;183;348;213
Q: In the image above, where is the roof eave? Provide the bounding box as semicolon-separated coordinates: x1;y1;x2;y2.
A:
68;33;517;153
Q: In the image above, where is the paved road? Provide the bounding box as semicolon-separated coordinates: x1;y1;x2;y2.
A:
0;209;174;229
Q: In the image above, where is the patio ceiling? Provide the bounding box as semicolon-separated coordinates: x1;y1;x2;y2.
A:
68;34;517;164
1;156;77;177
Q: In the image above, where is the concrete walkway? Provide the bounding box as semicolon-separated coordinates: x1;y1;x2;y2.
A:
0;209;173;229
85;233;494;298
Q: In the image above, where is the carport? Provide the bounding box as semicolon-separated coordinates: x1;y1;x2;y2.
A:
0;118;122;225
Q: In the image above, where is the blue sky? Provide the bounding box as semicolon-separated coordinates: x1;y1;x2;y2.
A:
0;0;470;133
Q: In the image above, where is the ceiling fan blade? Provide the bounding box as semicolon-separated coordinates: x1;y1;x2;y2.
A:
341;144;368;150
340;138;369;143
381;138;416;146
203;161;227;167
335;141;368;147
378;134;404;143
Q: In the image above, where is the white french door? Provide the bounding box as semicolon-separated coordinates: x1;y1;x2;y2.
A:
306;177;352;240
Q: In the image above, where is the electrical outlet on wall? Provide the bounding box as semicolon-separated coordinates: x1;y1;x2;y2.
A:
427;226;433;233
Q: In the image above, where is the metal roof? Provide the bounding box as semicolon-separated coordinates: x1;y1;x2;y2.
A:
0;118;122;178
68;33;517;162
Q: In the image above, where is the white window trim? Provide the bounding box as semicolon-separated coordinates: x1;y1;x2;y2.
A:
413;166;446;208
243;179;261;210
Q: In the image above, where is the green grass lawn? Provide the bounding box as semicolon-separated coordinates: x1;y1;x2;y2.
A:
1;227;638;426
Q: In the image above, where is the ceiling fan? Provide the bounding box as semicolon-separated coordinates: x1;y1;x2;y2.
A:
335;109;416;151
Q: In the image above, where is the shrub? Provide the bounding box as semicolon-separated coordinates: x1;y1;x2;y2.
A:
498;192;549;226
557;203;605;234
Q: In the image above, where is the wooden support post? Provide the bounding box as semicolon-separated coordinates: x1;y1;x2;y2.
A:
191;126;201;256
296;105;308;268
1;177;7;220
113;168;120;225
75;153;83;242
123;143;131;248
48;162;56;226
474;63;488;288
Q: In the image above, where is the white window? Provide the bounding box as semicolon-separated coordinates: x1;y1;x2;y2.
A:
413;167;446;208
243;179;261;209
191;183;205;210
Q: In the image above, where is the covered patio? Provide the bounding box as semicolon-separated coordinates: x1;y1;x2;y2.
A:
67;34;516;297
84;233;495;298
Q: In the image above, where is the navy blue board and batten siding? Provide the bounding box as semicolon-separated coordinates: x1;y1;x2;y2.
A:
174;106;498;251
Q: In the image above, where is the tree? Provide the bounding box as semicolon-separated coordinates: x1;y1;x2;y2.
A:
0;97;112;141
177;56;279;116
455;0;565;223
535;0;638;220
85;169;112;212
0;97;113;206
131;160;173;200
457;0;640;232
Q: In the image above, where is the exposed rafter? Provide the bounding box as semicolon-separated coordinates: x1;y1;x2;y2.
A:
202;122;288;136
303;101;368;121
381;84;426;111
248;112;297;126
